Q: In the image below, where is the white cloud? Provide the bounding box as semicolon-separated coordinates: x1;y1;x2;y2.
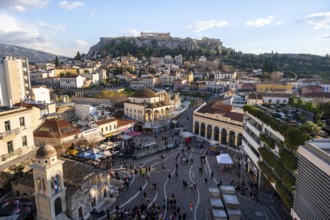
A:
0;12;65;54
245;16;274;28
315;34;330;39
186;20;229;32
120;29;140;37
274;21;285;26
0;0;49;12
302;12;330;29
73;39;89;51
59;1;84;10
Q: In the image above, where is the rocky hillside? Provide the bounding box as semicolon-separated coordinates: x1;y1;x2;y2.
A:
88;35;222;58
0;44;65;63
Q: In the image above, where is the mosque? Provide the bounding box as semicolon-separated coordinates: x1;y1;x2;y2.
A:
124;88;181;122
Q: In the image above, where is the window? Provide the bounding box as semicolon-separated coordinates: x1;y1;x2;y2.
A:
19;117;25;127
101;128;104;133
7;141;13;153
109;125;112;131
22;136;27;146
5;121;10;131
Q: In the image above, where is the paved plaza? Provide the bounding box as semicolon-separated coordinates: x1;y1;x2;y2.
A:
100;141;290;220
95;108;291;220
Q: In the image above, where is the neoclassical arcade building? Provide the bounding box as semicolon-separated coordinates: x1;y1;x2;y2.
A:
124;88;177;122
193;99;244;148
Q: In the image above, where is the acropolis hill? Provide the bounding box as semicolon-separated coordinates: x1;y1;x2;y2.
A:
88;32;222;55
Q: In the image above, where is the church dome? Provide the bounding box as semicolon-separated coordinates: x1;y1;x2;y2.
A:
36;144;57;158
132;88;158;98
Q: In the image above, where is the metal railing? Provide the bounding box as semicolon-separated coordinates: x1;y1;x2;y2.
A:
0;128;20;139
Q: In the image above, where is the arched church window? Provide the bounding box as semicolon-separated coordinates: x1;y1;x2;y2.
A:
37;178;41;190
42;179;46;192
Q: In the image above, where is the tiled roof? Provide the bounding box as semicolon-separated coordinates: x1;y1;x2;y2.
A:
248;93;263;99
62;159;95;182
117;119;135;127
197;100;243;122
95;118;117;125
301;92;330;98
34;119;81;138
131;88;158;98
262;93;292;98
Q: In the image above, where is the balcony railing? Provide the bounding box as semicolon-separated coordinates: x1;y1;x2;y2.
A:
1;148;23;161
0;128;20;139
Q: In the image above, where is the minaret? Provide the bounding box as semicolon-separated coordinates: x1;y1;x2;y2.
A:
31;145;67;220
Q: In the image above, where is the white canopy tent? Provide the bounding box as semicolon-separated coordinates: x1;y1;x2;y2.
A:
216;154;233;165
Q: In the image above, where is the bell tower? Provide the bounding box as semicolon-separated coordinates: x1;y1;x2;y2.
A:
31;145;67;220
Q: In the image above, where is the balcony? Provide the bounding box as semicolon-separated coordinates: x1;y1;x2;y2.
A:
243;130;260;148
245;120;261;136
0;128;20;139
1;148;23;161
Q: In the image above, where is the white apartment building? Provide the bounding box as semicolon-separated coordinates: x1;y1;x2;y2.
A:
0;57;31;106
59;75;85;88
0;107;35;165
160;71;180;86
262;93;292;104
31;87;51;104
30;70;55;85
215;71;237;81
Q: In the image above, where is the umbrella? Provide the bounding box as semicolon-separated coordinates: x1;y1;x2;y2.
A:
77;152;91;158
87;148;100;154
88;153;103;160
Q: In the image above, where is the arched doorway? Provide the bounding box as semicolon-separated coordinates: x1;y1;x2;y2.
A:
207;125;212;139
237;133;243;147
221;129;227;145
194;121;199;135
144;110;152;121
103;188;107;198
200;123;206;137
154;110;160;120
229;131;236;148
54;197;62;216
214;126;219;141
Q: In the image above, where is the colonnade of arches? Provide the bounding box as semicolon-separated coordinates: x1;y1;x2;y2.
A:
194;121;243;148
144;107;170;121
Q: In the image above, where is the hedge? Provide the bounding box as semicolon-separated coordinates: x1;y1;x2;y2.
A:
243;105;287;135
276;180;294;208
258;161;276;183
279;148;298;171
259;147;296;189
259;133;276;149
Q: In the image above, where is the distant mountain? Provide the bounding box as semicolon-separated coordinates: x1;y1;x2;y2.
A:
0;44;67;63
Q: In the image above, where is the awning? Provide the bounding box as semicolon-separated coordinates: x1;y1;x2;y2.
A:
216;154;233;165
103;151;112;157
127;131;142;137
120;134;132;140
87;148;100;154
77;152;91;158
82;132;105;143
180;131;195;138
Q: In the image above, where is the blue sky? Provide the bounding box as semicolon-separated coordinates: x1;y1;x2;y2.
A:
0;0;329;57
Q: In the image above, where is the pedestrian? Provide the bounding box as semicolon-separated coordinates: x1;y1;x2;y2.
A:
211;171;214;179
204;178;208;184
231;179;234;185
189;202;193;212
168;174;171;179
175;171;178;178
140;187;143;192
144;192;147;198
183;213;186;220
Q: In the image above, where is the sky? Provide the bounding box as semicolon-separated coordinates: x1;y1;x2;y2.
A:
0;0;329;57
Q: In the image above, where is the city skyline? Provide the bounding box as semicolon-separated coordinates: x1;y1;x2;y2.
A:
0;0;329;57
